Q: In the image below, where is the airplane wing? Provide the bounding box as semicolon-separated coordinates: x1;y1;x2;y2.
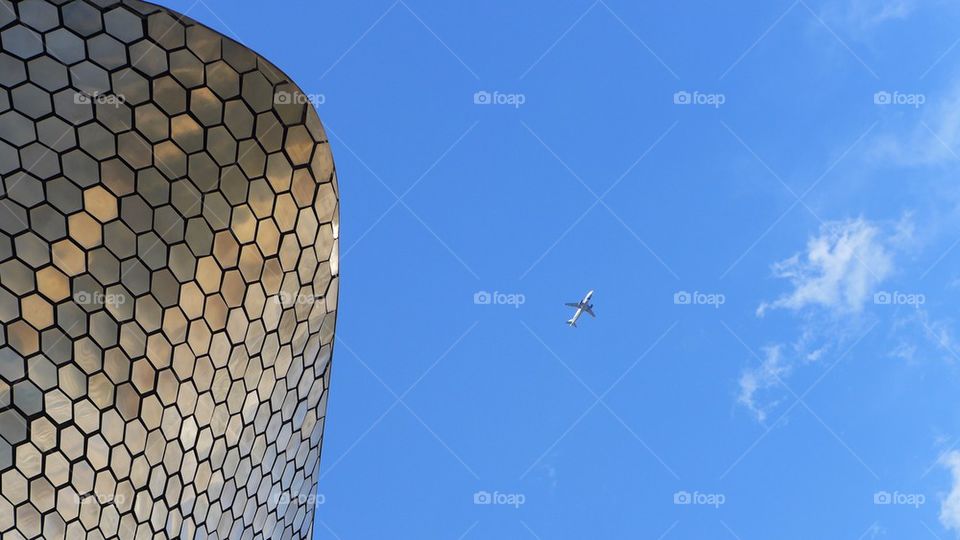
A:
583;306;595;317
564;303;580;308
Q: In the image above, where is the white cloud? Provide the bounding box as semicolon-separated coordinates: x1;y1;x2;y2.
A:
922;315;958;359
889;307;960;366
742;218;901;423
890;341;917;363
889;212;918;250
737;334;833;424
822;0;916;31
857;0;916;25
737;345;791;424
940;450;960;533
911;308;960;365
757;218;894;317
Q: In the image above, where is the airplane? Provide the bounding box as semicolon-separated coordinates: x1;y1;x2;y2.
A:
565;290;595;327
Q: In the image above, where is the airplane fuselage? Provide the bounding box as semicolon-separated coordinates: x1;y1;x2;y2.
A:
566;290;595;327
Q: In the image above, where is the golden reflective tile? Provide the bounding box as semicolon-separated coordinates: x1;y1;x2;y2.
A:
191;87;223;126
178;282;205;320
50;239;85;276
230;205;257;244
265;152;292;193
86;373;113;411
66;212;101;250
187;319;212;355
170;112;203;153
168;51;203;90
20;295;52;329
186;24;221;63
284;125;314;166
256;218;280;257
83;185;118;222
195;256;222;294
7;321;38;356
36;267;69;303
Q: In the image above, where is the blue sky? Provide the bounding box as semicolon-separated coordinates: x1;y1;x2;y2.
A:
166;0;960;537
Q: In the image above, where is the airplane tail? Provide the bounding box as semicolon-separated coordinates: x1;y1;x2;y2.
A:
566;319;576;327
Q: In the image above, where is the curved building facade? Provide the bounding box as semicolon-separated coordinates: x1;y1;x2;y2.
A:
0;1;338;538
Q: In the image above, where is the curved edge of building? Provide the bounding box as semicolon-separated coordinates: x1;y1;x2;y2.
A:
0;0;338;538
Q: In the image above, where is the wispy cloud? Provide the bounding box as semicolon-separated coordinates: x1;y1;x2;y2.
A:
757;218;894;317
920;313;959;362
741;218;900;423
737;345;790;424
894;308;960;365
940;450;960;533
853;0;916;26
737;332;830;424
822;0;917;32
